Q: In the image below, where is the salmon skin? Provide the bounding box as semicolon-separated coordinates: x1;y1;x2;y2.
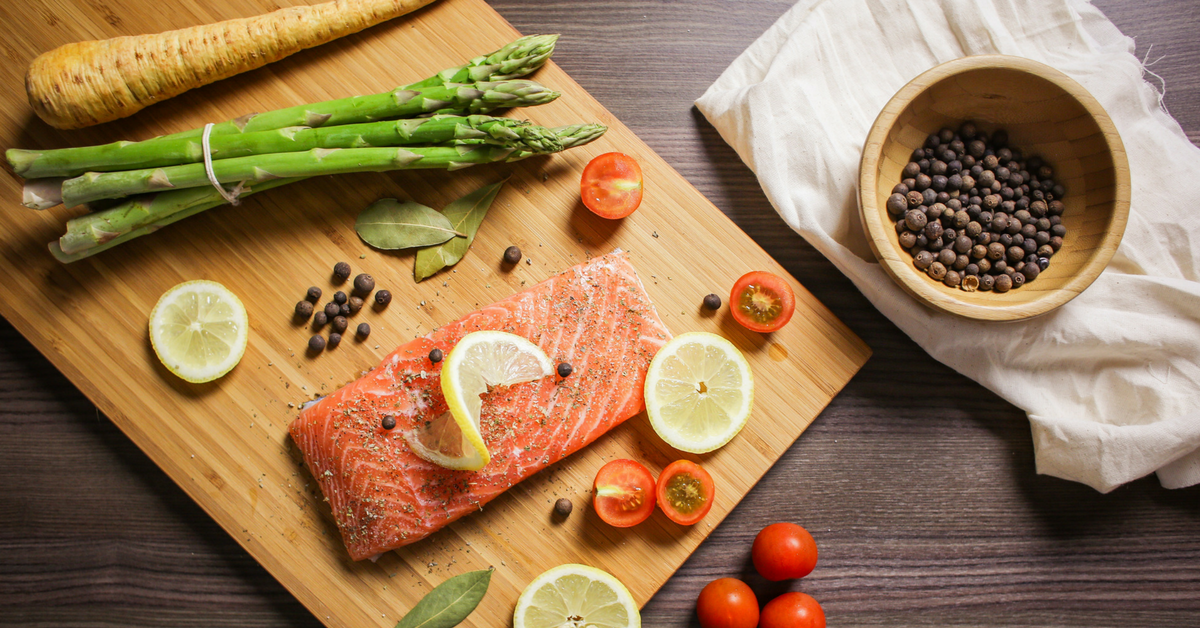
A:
290;251;671;560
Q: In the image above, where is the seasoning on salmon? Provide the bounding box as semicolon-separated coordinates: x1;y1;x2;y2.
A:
289;251;671;560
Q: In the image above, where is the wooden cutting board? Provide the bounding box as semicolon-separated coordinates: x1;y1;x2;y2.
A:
0;0;870;625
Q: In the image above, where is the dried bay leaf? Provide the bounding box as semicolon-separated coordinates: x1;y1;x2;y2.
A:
356;199;464;250
414;178;506;282
395;568;492;628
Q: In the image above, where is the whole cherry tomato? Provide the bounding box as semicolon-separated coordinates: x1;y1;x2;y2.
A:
760;592;826;628
752;522;818;581
695;578;758;628
581;152;643;219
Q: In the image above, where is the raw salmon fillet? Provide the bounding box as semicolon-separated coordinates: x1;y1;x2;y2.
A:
290;251;671;560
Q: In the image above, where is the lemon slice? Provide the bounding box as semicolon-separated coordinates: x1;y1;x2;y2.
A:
514;564;640;628
644;332;754;453
149;280;248;383
424;331;552;471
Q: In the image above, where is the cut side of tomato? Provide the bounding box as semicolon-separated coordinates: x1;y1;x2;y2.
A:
581;152;643;219
656;460;715;525
730;271;796;333
593;459;656;527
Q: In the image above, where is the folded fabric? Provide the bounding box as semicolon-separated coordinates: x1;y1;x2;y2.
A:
696;0;1200;492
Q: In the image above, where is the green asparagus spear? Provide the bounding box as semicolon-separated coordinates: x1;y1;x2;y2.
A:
407;34;559;88
52;123;608;261
10;115;560;179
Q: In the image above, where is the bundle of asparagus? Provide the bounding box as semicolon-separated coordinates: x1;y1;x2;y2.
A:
6;35;609;263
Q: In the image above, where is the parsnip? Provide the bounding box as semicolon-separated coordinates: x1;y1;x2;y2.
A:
26;0;439;129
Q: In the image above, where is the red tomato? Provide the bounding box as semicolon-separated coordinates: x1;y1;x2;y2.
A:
729;271;796;333
592;459;656;527
656;460;715;525
581;152;643;219
752;523;818;581
695;578;759;628
760;592;826;628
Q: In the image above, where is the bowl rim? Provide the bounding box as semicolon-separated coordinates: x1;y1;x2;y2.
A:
858;54;1131;322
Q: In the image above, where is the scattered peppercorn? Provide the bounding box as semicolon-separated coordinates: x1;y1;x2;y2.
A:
306;286;322;302
891;123;1066;291
332;316;348;333
328;332;342;348
356;323;371;339
554;498;573;517
353;273;375;296
557;362;573;378
313;311;328;328
429;348;444;363
308;335;326;353
333;261;352;282
503;246;522;264
338;302;350;316
348;296;364;314
333;291;347;305
324;302;340;319
375;290;392;307
294;300;313;319
381;415;396;431
702;293;721;310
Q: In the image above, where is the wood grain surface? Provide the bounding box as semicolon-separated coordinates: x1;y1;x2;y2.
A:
860;55;1130;321
0;0;871;625
2;1;1199;628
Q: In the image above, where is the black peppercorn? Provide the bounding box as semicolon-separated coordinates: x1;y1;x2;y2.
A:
306;286;322;302
295;300;314;319
381;415;396;431
353;273;375;296
340;303;351;317
993;273;1013;293
1022;239;1038;255
308;335;326;352
333;291;347;305
965;263;979;276
971;244;987;260
1022;263;1040;282
375;290;392;307
903;162;921;178
913;250;934;270
348;296;364;314
324;302;340;319
333;261;352;282
328;332;342;348
893;183;910;196
899;231;917;249
952;254;970;271
954;235;972;254
922;189;938;206
554;498;573;517
313;311;328;328
332;316;348;333
906;190;924;208
504;246;523;264
930;160;948;176
1038;244;1056;258
924;221;943;242
1038;257;1050;270
356;323;370;339
977;258;992;274
979;274;995;291
1011;271;1026;288
1007;246;1025;263
703;294;722;310
1051;223;1067;238
1048;200;1065;216
557;362;573;378
429;348;444;363
937;248;956;266
915;173;932;191
905;210;927;231
943;270;962;288
931;175;948;192
928;261;948;280
886;194;907;216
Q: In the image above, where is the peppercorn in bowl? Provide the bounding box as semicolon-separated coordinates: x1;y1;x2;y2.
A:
859;55;1130;321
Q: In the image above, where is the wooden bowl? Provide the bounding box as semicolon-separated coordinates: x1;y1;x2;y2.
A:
859;55;1130;321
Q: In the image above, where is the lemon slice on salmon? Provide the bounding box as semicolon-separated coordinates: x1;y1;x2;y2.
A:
514;564;640;628
644;332;754;453
409;331;552;471
149;280;248;383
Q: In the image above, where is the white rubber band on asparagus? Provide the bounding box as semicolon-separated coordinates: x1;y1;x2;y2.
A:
201;123;245;205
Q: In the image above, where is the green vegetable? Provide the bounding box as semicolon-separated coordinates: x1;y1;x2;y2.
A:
60;144;521;208
414;179;507;281
396;568;493;628
356;200;464;249
507;123;609;160
156;34;559;142
11;115;559;180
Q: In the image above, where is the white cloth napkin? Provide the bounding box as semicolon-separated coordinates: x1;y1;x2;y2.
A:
696;0;1200;492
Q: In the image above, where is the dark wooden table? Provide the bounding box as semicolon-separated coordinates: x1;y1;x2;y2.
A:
3;1;1198;626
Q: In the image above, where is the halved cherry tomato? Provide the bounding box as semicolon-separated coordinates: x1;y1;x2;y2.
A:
581;152;643;219
760;592;826;628
696;578;758;628
593;459;656;527
729;271;796;333
752;522;818;581
656;460;715;525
